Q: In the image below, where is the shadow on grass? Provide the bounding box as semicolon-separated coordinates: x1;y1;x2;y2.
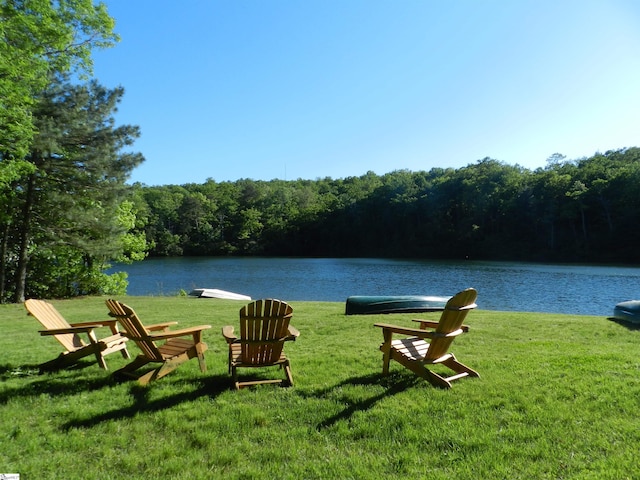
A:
300;371;419;430
0;358;99;381
0;363;117;405
62;374;231;430
0;362;42;380
607;317;640;331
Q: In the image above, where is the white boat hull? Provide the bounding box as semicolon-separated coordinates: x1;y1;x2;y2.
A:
189;288;251;300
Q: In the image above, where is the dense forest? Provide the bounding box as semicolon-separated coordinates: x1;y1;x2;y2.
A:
132;148;640;264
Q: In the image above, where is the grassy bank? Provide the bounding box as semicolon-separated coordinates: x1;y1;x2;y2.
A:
1;296;639;479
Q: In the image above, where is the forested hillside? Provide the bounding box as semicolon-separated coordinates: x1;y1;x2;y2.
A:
133;148;640;263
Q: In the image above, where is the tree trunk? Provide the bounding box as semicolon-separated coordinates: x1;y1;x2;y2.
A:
14;173;36;303
0;221;9;303
598;195;614;234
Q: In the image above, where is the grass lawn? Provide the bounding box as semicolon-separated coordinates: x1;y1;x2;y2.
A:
1;295;639;479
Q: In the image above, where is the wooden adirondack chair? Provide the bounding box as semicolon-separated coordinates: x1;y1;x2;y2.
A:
222;299;300;389
25;299;130;371
105;299;211;385
374;288;479;389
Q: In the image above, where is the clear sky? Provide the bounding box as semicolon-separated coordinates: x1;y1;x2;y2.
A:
92;0;640;186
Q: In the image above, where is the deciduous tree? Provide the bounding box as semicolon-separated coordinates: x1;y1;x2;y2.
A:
0;0;117;163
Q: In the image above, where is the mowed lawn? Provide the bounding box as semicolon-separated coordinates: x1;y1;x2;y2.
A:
1;296;639;479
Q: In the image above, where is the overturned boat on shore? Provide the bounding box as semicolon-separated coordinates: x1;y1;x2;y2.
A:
189;288;251;300
345;295;450;315
613;300;640;324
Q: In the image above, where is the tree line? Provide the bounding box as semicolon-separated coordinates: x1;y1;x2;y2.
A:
132;148;640;264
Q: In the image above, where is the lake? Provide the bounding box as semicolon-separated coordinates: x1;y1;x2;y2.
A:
108;257;640;316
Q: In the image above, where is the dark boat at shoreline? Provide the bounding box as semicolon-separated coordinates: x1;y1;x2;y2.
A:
345;295;450;315
613;300;640;324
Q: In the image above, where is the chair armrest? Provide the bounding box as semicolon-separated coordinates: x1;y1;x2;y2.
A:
411;319;471;333
107;310;177;332
411;319;440;329
374;323;464;339
375;323;435;338
221;325;237;342
144;322;179;332
148;325;212;341
71;319;122;334
287;325;300;340
70;319;118;328
39;325;102;335
221;324;299;343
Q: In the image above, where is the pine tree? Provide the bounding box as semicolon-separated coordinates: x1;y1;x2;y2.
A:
6;77;144;302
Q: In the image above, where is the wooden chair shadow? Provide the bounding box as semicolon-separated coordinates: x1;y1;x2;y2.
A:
62;374;230;430
300;371;418;430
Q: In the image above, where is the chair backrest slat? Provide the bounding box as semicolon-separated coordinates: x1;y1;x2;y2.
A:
25;299;85;352
105;299;163;361
239;299;293;365
426;288;477;361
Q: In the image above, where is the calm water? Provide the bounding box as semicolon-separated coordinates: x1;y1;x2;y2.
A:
109;257;640;316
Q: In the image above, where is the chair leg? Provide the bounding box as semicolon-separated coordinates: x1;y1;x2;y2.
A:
283;360;294;387
422;355;479;389
380;329;393;375
442;355;479;378
422;368;453;389
136;362;179;385
231;361;295;389
113;356;151;380
403;358;453;389
389;350;453;389
231;365;239;390
196;344;207;373
136;367;162;385
95;352;108;370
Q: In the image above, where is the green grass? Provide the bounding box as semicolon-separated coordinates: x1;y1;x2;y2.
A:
2;296;640;479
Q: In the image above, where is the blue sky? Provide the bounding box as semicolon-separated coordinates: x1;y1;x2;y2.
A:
93;0;640;186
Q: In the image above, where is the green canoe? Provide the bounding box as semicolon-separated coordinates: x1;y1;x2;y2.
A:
613;300;640;324
345;295;450;315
